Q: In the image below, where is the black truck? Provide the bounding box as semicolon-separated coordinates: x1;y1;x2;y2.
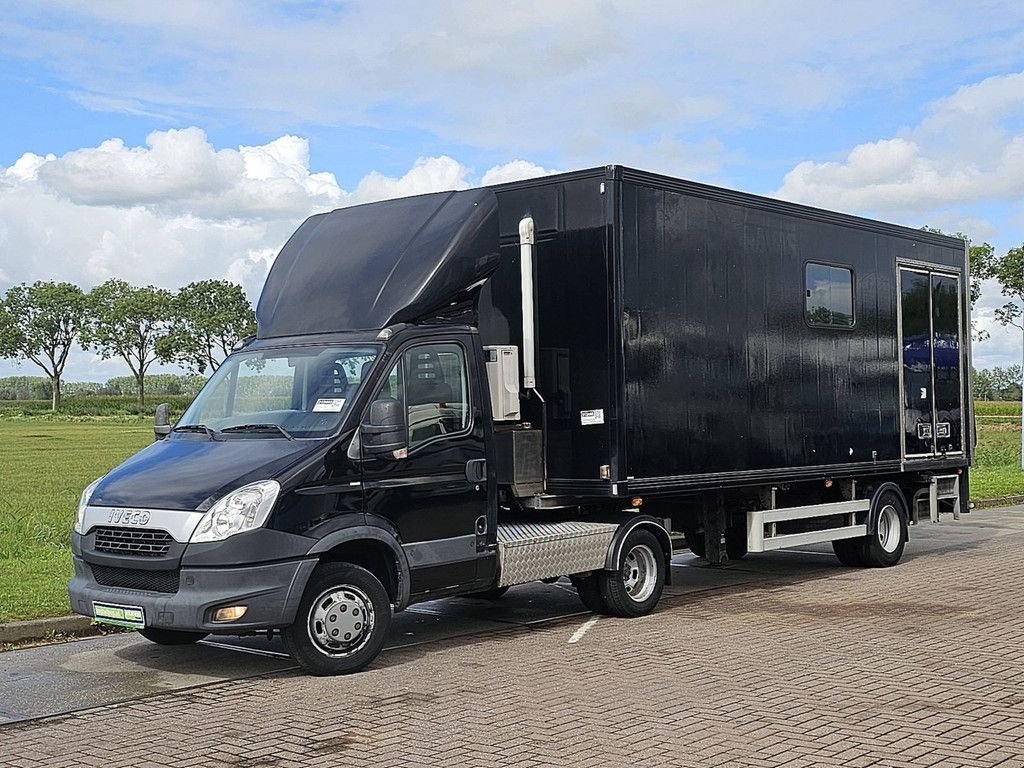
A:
68;166;972;675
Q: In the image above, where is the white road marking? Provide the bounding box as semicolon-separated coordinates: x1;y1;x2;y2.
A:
568;616;599;644
198;640;292;659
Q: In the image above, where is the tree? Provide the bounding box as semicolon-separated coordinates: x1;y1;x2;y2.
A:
921;227;994;340
972;367;995;401
84;280;173;407
155;280;255;375
987;243;1024;332
0;281;88;410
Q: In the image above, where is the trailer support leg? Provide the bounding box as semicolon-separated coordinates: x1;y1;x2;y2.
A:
701;495;728;567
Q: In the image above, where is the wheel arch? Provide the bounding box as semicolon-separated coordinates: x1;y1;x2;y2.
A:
307;525;411;610
603;515;673;585
867;483;909;536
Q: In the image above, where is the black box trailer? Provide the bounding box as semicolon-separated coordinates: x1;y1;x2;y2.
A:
69;166;971;674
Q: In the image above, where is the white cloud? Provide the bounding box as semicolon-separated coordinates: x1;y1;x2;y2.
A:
777;71;1024;214
0;128;559;299
480;160;559;186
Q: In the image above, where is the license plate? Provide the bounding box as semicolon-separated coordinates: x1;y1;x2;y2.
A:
92;601;146;629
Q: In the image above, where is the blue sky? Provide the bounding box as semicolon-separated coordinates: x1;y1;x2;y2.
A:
1;1;1023;381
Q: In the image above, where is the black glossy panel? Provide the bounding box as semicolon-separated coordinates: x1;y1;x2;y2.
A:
619;182;964;477
901;270;934;456
257;189;499;337
933;275;962;453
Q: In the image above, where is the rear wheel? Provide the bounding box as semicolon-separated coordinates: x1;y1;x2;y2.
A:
571;574;610;614
862;493;908;567
683;525;706;559
138;628;208;645
831;490;908;568
282;562;392;676
599;530;666;618
832;538;867;567
725;524;747;560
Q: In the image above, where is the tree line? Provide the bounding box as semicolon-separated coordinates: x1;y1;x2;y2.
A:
0;279;255;410
0;373;208;401
972;365;1024;402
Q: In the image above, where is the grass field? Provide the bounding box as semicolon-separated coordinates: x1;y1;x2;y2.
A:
0;402;1021;622
0;421;152;622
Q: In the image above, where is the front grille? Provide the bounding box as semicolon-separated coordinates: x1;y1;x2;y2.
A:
94;527;173;556
90;564;180;593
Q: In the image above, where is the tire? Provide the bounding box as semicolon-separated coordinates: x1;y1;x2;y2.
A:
725;524;747;560
832;538;867;567
282;562;392;676
599;530;666;618
861;491;908;567
467;586;510;600
683;525;706;559
138;628;208;645
831;490;908;568
571;574;611;614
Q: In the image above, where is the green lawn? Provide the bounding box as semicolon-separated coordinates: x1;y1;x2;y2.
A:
0;421;152;622
0;405;1021;622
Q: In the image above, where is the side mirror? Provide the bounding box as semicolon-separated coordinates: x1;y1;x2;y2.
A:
360;397;407;456
154;402;171;441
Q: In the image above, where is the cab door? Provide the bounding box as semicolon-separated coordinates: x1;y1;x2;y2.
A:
899;267;965;458
359;337;491;597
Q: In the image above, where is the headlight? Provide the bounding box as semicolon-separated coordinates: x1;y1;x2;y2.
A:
189;480;280;543
75;477;104;534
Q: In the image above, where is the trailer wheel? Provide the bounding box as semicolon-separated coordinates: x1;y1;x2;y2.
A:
282;562;392;676
725;525;747;560
683;525;706;558
571;574;611;614
861;492;908;567
599;530;665;618
831;538;867;567
138;628;208;645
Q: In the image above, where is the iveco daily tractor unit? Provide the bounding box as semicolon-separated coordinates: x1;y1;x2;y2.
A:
69;166;972;675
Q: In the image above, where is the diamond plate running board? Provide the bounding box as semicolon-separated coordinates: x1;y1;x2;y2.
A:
496;521;618;587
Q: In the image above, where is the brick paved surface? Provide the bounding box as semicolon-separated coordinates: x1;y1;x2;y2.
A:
3;523;1024;767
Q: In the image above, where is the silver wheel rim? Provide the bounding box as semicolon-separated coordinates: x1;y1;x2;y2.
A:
877;504;902;553
621;544;659;603
307;585;375;658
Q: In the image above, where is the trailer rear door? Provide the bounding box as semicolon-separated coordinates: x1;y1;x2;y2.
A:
899;266;965;459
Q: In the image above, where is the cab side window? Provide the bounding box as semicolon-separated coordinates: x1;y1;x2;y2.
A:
404;343;469;448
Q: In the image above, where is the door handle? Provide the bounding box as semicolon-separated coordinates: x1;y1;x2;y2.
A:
465;459;487;484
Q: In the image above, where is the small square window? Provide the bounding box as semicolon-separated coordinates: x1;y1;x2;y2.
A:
805;263;854;328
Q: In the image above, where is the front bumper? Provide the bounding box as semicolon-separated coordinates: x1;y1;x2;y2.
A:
68;556;317;633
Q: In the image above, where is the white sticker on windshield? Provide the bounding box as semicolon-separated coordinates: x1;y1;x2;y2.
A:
313;398;346;413
580;409;604;426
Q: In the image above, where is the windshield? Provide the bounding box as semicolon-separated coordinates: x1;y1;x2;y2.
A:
178;344;381;439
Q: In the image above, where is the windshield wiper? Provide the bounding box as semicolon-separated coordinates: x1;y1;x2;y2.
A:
220;423;296;440
172;423;222;440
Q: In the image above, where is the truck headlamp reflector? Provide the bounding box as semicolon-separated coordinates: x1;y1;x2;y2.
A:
75;477;104;534
190;480;280;543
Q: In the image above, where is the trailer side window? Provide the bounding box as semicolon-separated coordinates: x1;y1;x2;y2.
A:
403;343;470;448
805;263;854;328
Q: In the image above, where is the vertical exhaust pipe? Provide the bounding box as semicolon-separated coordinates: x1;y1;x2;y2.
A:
519;216;537;389
519;215;546;491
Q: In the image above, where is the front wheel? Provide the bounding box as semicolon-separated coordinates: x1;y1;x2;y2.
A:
282;562;392;676
138;628;208;645
599;530;666;618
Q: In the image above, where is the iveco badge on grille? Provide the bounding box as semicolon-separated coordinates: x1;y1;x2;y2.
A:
106;508;152;526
